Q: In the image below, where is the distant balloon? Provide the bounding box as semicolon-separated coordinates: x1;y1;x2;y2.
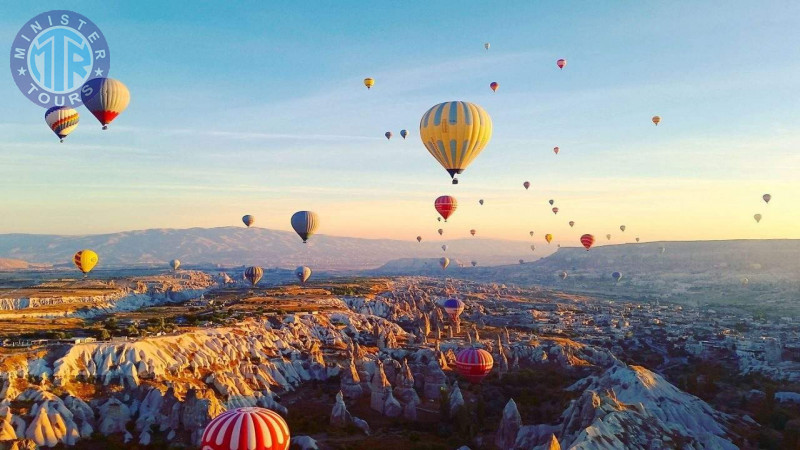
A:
606;234;612;240
242;215;255;227
490;82;498;92
652;115;661;126
553;146;559;155
530;245;535;251
364;77;375;89
400;129;408;139
557;59;567;69
620;225;626;232
441;244;448;252
559;271;568;280
523;181;530;190
244;266;263;286
385;131;392;140
440;257;450;270
471;261;477;267
438;228;444;236
529;231;534;237
763;194;771;204
442;298;465;322
568;221;575;228
545;234;553;244
417;236;422;243
44;106;79;142
200;407;290;450
73;250;98;274
470;229;476;236
519;259;524;265
437;217;442;222
291;211;320;243
170;259;180;271
435;195;458;222
754;214;762;223
548;199;554;206
552;207;559;215
484;43;490;50
80;78;130;130
612;271;623;282
635;237;640;243
295;266;312;284
455;347;493;383
741;277;749;286
420;101;493;184
580;234;595;251
479;199;484;205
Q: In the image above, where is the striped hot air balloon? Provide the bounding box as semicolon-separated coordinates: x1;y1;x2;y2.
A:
295;266;311;284
73;250;98;274
455;347;493;383
545;234;553;244
201;407;290;450
435;195;457;221
580;234;595;251
420;101;493;184
440;257;450;270
490;82;498;92
80;78;130;130
363;78;374;89
442;298;465;322
291;211;319;243
244;266;263;286
44;106;79;142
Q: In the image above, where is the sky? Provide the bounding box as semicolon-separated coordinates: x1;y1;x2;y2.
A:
1;1;799;247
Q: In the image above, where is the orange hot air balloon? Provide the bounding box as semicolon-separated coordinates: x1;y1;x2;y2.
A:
553;146;559;155
545;234;553;244
438;228;444;236
416;236;422;243
529;231;534;237
470;229;476;236
580;234;595;251
523;181;530;190
490;82;498;92
557;59;567;69
652;116;661;126
435;195;457;221
552;207;559;215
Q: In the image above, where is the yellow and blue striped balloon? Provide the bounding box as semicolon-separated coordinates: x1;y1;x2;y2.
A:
420;101;492;184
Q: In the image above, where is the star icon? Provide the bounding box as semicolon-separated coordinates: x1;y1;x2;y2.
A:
94;68;104;77
17;67;26;76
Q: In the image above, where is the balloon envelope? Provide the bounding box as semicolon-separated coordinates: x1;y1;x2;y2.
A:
442;298;465;321
242;215;255;227
73;250;98;274
545;234;553;244
560;271;568;280
364;77;374;89
291;211;319;243
652;115;661;126
244;267;263;286
557;59;567;69
170;259;180;270
523;181;530;190
44;106;79;142
620;225;626;232
580;234;595;250
552;207;559;215
455;348;493;383
490;82;498;92
440;257;450;270
471;261;477;267
612;271;622;282
569;221;575;227
479;199;484;205
754;214;762;223
400;129;408;139
80;78;130;129
435;195;457;221
416;236;422;243
470;229;476;236
606;234;612;240
385;131;392;140
201;407;290;450
441;245;448;251
763;194;771;204
484;43;490;50
295;266;312;284
553;146;559;154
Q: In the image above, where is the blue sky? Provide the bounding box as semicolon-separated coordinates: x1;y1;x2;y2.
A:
1;1;799;245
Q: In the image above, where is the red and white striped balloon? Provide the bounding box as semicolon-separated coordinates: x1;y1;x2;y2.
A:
435;195;458;221
201;407;290;450
580;234;595;251
455;347;493;383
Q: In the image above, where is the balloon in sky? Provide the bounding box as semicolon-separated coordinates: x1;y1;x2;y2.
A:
290;211;319;243
519;259;524;264
441;245;448;252
435;195;457;221
73;250;98;274
530;245;535;251
80;78;130;130
470;229;476;236
557;58;567;69
569;221;575;228
438;228;444;236
545;234;553;244
385;131;392;140
479;199;484;205
44;106;79;142
552;207;559;215
244;266;263;286
420;101;493;184
523;181;530;190
559;271;568;280
612;271;623;282
471;261;477;267
242;215;255;227
652;115;661;126
364;77;374;89
455;347;493;383
442;298;465;322
484;42;490;50
416;236;422;243
437;217;442;222
400;129;408;139
580;234;595;250
295;266;312;284
620;225;626;232
200;407;290;450
440;257;450;270
553;146;559;155
549;199;556;206
754;214;762;223
763;194;771;204
741;278;749;286
529;231;534;237
170;259;180;271
635;237;640;243
606;234;612;240
490;82;498;92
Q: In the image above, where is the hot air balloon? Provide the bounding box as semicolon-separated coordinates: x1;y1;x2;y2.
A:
545;234;553;244
568;221;575;228
438;228;444;236
455;347;493;383
754;214;762;223
73;250;98;274
170;259;180;271
385;131;392;140
242;215;255;227
606;234;612;240
559;271;568;280
548;199;554;206
763;194;771;204
741;278;749;286
437;217;442;222
244;266;263;286
400;129;408;139
652;116;661;126
523;181;530;190
479;199;484;205
470;229;476;236
442;298;465;322
580;234;595;251
291;211;319;243
620;225;626;232
441;245;448;252
519;259;524;265
484;43;490;50
471;261;477;267
552;207;559;215
435;195;457;221
200;407;290;450
530;245;535;251
417;236;422;243
529;231;534;237
553;146;559;155
44;106;79;142
364;78;374;89
612;271;622;282
635;237;640;243
440;257;450;270
80;78;130;130
295;266;312;284
557;59;567;69
420;101;493;184
490;82;498;92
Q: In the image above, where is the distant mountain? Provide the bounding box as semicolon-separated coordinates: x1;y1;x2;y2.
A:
0;227;535;271
0;258;48;271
